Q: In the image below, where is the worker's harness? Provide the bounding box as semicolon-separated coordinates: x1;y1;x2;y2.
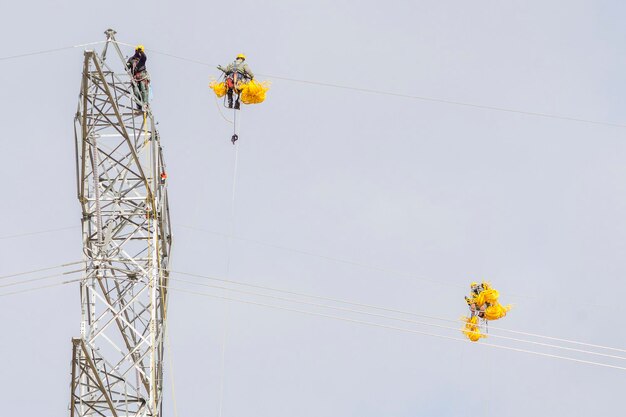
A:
225;60;252;91
134;70;150;84
226;71;250;91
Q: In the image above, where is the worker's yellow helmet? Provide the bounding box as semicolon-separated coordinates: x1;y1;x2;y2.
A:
470;282;478;288
136;44;145;52
236;53;246;60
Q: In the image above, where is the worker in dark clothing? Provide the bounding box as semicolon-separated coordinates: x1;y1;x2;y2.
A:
127;45;150;110
217;54;254;109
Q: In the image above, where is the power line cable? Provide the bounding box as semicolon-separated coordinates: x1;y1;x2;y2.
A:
0;225;78;241
3;40;623;128
165;326;181;417
0;269;83;289
0;41;105;62
177;225;461;289
165;285;626;372
4;257;619;357
256;74;626;129
105;41;626;129
0;261;84;281
172;227;609;310
0;278;81;297
169;269;626;355
4;269;622;368
0;219;610;320
168;275;626;362
2;262;622;371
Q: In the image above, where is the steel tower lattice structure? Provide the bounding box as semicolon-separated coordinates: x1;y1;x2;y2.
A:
69;29;172;417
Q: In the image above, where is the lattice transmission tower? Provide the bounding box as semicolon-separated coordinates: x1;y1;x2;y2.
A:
69;29;172;417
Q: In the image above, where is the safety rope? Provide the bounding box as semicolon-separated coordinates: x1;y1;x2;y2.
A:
214;93;234;124
217;308;229;417
142;107;161;412
228;145;240;267
162;226;180;417
218;141;240;417
143;112;149;145
165;318;180;417
232;107;237;142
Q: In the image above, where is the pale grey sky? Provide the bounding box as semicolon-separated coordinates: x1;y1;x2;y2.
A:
1;1;626;416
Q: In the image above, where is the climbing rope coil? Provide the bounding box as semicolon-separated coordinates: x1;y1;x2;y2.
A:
462;281;511;342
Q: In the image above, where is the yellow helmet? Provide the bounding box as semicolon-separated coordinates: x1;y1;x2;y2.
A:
136;44;145;52
236;53;246;60
470;282;478;288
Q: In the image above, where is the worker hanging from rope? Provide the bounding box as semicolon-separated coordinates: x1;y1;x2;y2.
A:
462;281;511;342
211;54;270;108
127;44;150;111
465;282;487;319
209;54;270;144
217;54;255;109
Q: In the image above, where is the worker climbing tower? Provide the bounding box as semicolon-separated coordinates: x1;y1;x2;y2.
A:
69;29;172;417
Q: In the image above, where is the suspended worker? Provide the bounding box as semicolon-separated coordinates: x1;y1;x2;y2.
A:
462;281;511;342
465;282;487;318
217;54;254;109
127;45;150;110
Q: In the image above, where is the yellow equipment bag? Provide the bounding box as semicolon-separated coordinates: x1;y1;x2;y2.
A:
483;289;500;305
484;303;511;321
462;316;486;342
239;79;271;104
209;80;227;98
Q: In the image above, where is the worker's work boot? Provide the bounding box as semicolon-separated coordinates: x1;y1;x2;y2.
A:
227;100;233;109
234;101;240;110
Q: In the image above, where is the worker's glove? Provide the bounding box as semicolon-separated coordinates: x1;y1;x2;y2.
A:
217;65;224;72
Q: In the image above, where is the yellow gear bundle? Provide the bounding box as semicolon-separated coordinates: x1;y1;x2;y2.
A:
208;79;270;104
462;281;511;342
209;80;227;98
239;79;270;104
462;316;486;342
483;303;510;321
